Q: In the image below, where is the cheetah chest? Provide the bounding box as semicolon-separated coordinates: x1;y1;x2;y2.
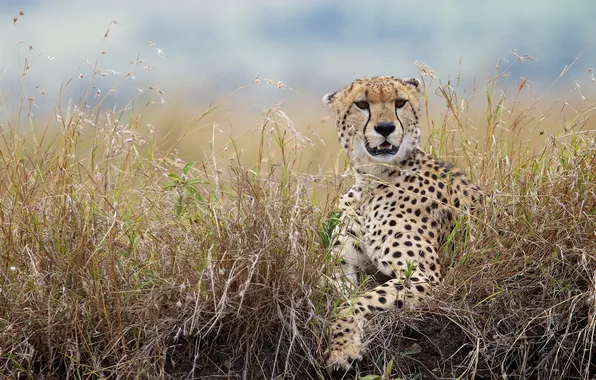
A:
356;174;454;283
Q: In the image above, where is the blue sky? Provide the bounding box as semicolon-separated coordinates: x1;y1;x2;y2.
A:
0;0;594;114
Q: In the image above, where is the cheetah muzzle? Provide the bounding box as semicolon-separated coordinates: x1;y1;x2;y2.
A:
365;140;399;156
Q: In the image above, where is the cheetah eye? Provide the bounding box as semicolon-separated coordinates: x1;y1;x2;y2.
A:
395;98;408;109
354;100;369;110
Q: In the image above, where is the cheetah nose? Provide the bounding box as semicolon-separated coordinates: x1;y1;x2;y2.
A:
374;122;395;137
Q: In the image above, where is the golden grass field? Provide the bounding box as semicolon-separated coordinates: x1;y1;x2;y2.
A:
1;33;596;379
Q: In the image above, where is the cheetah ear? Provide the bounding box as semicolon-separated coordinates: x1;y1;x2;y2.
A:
402;77;422;94
322;91;337;108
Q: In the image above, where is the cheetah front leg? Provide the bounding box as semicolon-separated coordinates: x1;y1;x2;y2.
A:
331;219;370;296
326;274;432;372
330;185;370;296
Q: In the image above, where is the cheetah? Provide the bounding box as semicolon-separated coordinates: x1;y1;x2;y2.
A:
322;76;482;372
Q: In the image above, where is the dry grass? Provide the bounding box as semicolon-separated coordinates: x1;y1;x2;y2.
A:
0;24;595;379
0;95;340;379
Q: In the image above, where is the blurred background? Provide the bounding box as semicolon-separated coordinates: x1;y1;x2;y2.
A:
0;0;594;170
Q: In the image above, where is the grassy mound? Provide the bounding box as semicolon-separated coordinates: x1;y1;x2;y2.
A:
1;60;595;379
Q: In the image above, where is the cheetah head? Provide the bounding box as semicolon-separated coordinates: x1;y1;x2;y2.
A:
323;76;422;170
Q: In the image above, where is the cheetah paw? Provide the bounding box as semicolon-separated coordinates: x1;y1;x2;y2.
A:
325;340;362;373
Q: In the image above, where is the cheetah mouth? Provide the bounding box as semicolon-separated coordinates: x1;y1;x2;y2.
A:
365;141;399;156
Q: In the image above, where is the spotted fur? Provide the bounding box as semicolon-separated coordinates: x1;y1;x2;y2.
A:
322;76;482;371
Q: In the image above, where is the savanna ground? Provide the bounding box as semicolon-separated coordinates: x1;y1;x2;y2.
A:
1;21;596;380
